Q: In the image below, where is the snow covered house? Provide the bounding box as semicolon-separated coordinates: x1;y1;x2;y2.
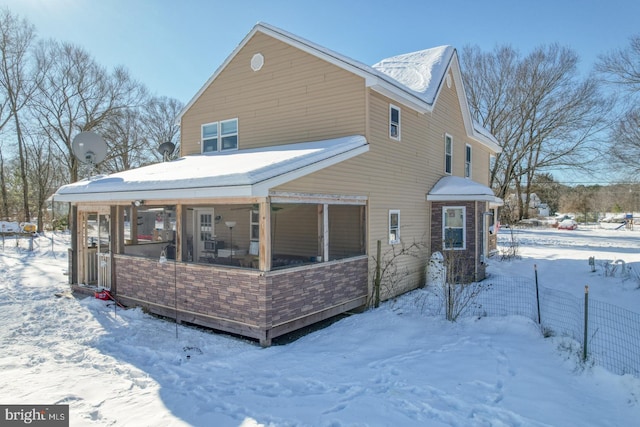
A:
54;23;502;346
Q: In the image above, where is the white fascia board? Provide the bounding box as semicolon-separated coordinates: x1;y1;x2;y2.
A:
471;132;502;153
447;54;502;154
53;185;256;203
427;194;503;205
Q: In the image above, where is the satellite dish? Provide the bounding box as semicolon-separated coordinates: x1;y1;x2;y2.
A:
72;132;107;165
157;141;176;162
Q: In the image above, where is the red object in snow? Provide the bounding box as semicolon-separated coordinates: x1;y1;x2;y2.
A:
95;290;111;300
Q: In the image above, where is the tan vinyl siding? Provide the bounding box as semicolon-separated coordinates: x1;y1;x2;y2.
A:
430;70;492;185
271;204;317;257
180;33;366;155
276;90;440;297
275;69;496;298
328;205;365;258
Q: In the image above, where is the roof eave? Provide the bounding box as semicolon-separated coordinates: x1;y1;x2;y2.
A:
54;140;370;204
426;194;504;205
366;76;431;113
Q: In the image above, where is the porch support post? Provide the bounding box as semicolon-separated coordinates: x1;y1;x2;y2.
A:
70;205;78;284
77;210;85;285
317;204;328;262
259;198;272;271
323;204;329;261
110;206;118;293
131;205;138;244
317;205;323;260
114;206;125;255
175;204;183;262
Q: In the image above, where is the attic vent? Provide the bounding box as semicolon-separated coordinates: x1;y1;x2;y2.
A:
251;53;264;71
446;73;452;88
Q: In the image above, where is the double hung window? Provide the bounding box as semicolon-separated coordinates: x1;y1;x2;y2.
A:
443;206;465;249
389;105;401;140
202;118;238;152
389;210;400;244
445;135;452;174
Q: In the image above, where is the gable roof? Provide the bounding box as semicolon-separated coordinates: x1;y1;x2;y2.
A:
372;46;454;107
178;22;500;153
53;135;369;203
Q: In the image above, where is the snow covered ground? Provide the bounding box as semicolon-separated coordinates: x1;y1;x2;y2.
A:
1;226;639;426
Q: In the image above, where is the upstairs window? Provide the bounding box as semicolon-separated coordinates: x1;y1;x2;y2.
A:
465;144;472;178
445;134;453;174
202;123;218;153
389;105;401;140
202;118;238;153
389;210;400;244
221;119;238;150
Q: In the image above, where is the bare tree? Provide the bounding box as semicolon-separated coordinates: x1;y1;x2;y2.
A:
462;44;612;220
0;144;9;219
0;8;39;222
597;35;640;93
608;109;640;176
144;96;183;161
31;40;147;182
597;35;640;180
100;107;149;173
24;131;62;231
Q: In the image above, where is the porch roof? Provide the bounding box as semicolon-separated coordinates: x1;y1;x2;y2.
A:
426;176;503;205
54;135;369;203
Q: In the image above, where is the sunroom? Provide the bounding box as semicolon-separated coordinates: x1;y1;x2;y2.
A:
55;136;370;346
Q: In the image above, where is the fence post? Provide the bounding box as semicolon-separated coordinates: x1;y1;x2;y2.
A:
373;240;381;308
583;285;589;362
534;264;541;324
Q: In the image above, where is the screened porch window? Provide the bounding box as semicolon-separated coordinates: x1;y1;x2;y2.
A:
123;205;177;259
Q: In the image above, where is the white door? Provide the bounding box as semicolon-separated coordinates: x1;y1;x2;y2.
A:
195;209;215;261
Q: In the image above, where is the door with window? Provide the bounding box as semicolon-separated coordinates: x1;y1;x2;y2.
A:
80;210;111;288
195;209;215;261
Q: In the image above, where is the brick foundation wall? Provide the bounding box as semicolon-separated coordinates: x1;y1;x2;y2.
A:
430;201;486;283
268;257;368;326
113;254;368;344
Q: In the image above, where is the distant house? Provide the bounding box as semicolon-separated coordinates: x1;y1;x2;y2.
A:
504;192;548;219
54;23;502;346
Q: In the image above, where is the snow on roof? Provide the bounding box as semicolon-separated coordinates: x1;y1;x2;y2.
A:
372;46;454;105
54;135;368;203
427;176;503;205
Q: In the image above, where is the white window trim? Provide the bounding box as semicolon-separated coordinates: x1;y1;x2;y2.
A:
250;209;259;242
442;206;466;250
389;209;400;245
220;118;239;152
201;118;239;153
465;144;472;178
389;104;401;141
445;134;453;175
201;122;218;153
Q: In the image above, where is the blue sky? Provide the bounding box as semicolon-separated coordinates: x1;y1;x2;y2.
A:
3;0;639;104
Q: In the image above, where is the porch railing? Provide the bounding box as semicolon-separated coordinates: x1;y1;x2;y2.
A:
97;252;111;290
